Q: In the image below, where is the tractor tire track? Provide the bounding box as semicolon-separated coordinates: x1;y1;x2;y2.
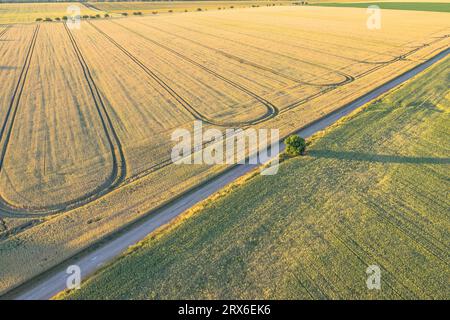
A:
60;24;127;208
0;25;41;217
184;19;438;66
132;21;382;114
94;20;278;127
162;21;354;86
135;20;334;87
126;20;352;116
0;24;127;218
193;15;447;65
355;34;450;78
81;2;104;13
1;23;445;219
83;21;447;188
5;49;449;300
0;25;10;39
282;35;449;111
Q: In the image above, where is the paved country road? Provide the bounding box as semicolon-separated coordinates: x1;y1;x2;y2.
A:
8;47;450;300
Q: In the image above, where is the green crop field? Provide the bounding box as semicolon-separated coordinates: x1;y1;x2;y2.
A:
59;56;450;300
311;2;450;13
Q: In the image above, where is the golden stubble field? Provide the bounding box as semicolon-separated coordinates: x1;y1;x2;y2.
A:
0;2;104;24
0;6;449;295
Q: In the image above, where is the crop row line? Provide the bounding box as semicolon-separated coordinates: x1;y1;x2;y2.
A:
329;230;412;299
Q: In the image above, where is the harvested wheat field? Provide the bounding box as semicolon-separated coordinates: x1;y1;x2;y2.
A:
0;2;105;24
0;5;449;296
87;1;290;15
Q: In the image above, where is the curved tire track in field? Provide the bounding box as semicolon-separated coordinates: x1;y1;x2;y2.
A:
0;25;10;39
1;22;445;219
146;21;448;86
161;22;354;87
355;34;450;78
0;24;127;218
0;25;41;217
135;21;334;87
281;34;449;112
355;34;450;65
93;21;278;128
9;47;449;301
187;21;443;66
192;15;447;66
32;21;445;197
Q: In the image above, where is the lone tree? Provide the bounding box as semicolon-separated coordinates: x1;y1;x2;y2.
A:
284;135;306;156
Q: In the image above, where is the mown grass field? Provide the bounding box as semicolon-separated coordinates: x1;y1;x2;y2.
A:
0;5;448;296
311;2;450;13
60;56;450;300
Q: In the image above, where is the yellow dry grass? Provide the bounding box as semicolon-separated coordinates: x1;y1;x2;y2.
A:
0;5;448;295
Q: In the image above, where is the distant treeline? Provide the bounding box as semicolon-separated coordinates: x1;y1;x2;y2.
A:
1;0;280;3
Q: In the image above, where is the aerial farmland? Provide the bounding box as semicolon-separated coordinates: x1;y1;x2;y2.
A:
0;1;448;301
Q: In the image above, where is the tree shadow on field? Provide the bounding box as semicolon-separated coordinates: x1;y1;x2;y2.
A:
309;150;450;165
